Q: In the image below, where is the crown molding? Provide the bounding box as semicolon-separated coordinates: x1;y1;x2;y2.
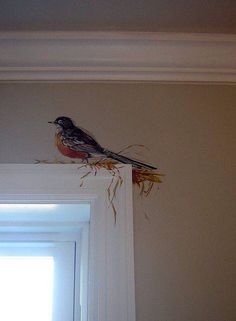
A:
0;31;236;83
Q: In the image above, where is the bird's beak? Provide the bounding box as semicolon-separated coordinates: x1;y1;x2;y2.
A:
48;121;55;124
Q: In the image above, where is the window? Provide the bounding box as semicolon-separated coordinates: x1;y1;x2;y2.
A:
0;164;136;321
0;203;90;321
0;250;54;321
0;242;70;321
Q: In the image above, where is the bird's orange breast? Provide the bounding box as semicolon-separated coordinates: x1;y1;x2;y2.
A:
55;133;88;159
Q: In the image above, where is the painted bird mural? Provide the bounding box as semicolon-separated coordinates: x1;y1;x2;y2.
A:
49;116;162;194
49;116;155;169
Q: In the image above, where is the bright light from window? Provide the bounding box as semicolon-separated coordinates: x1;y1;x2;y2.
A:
0;204;57;210
0;256;54;321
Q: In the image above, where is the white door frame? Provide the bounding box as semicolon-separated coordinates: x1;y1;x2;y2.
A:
0;164;135;321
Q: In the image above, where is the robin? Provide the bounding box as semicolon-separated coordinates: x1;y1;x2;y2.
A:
49;116;156;170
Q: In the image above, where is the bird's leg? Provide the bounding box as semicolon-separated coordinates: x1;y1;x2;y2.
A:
81;157;89;164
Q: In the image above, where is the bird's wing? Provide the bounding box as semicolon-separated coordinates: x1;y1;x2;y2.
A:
61;128;103;155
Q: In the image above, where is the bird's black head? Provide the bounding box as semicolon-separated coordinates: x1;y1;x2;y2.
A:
49;116;74;129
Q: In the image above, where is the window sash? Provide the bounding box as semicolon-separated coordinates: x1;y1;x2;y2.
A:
0;240;76;321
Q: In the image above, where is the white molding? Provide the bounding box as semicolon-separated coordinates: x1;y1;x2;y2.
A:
0;31;236;83
0;164;135;321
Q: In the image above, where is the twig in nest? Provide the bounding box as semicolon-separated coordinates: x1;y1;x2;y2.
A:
35;158;164;220
132;168;164;196
35;159;78;164
78;159;123;223
117;144;150;155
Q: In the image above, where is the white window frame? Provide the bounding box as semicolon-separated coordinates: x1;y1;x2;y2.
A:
0;164;136;321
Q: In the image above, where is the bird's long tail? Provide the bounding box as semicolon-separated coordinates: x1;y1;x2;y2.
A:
103;149;157;170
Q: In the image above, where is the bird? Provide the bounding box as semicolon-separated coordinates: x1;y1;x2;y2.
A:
49;116;156;170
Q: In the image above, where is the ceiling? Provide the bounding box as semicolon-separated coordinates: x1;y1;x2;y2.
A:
0;0;235;34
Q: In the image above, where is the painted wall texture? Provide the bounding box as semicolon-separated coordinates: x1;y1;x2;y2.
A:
0;83;235;321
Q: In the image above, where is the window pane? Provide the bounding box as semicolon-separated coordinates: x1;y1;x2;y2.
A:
0;256;54;321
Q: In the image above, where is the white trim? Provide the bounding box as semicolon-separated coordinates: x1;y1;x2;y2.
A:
0;164;135;321
0;31;235;83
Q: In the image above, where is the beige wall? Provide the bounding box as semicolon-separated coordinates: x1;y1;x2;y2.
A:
0;83;235;321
